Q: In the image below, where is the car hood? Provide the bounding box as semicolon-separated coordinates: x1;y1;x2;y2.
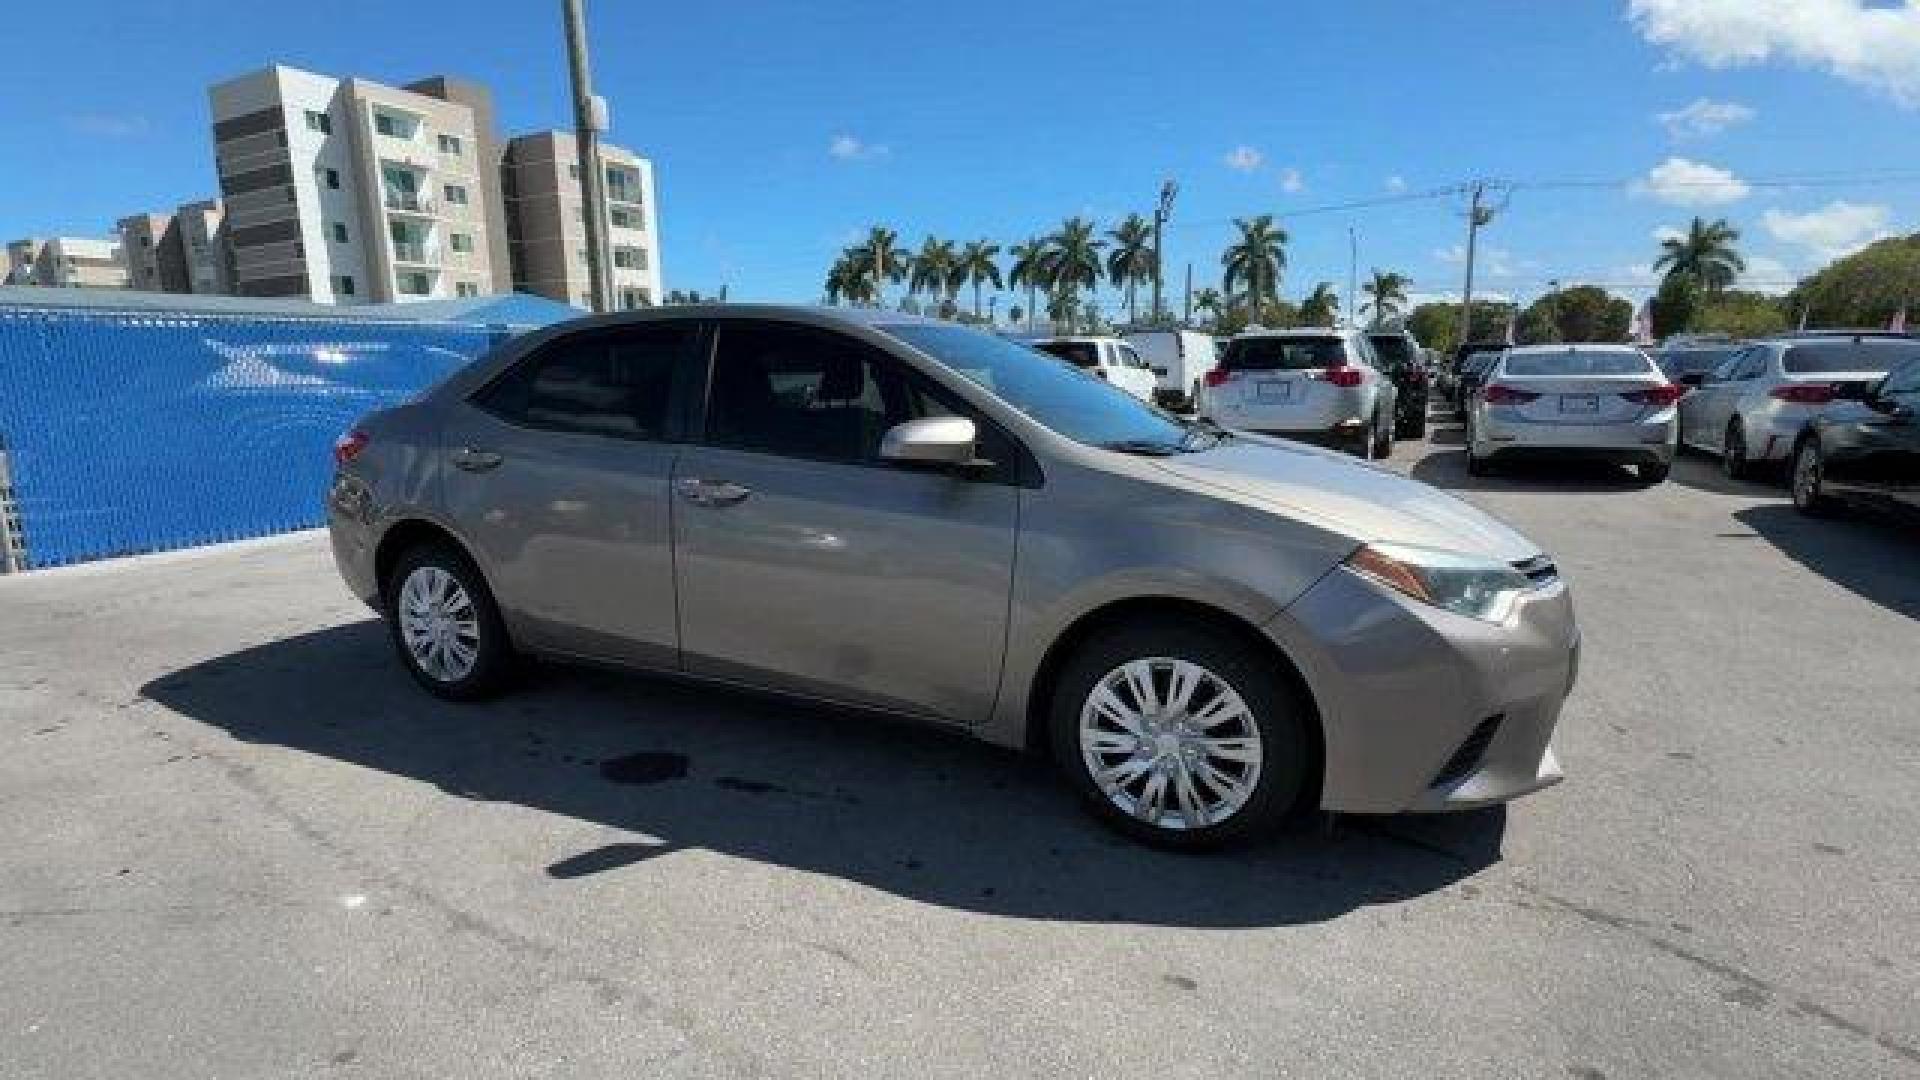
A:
1153;436;1542;562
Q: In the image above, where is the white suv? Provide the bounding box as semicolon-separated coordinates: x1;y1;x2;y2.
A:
1032;336;1160;404
1200;327;1399;458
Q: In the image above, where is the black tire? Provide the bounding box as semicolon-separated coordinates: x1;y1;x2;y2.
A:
1723;420;1753;481
1371;410;1394;459
1049;619;1310;850
1791;437;1836;517
1638;461;1672;484
1467;449;1493;477
384;544;515;701
1398;406;1427;440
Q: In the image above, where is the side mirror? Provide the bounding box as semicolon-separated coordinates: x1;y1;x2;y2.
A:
879;416;977;467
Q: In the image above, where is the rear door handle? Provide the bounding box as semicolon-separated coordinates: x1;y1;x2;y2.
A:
675;477;752;507
450;447;503;472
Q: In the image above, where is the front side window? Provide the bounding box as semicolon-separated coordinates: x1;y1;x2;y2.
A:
706;323;899;463
478;324;697;441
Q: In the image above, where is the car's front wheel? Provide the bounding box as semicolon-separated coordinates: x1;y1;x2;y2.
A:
1723;420;1753;481
1791;437;1835;516
1050;619;1308;849
385;544;514;700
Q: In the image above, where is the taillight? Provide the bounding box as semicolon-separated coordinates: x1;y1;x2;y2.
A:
1770;383;1835;404
333;427;370;466
1316;366;1364;388
1621;384;1688;408
1204;368;1231;387
1483;384;1542;405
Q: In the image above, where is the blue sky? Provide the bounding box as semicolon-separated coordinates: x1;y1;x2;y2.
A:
5;0;1917;313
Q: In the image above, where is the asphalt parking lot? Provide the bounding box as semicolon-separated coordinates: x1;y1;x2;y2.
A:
4;411;1918;1079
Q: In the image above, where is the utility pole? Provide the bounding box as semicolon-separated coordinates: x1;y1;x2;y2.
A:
1183;262;1193;326
1456;180;1505;353
562;0;614;313
1546;278;1561;343
1151;179;1177;323
1347;227;1358;330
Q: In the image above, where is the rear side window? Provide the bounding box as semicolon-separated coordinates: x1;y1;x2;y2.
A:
1222;337;1347;372
1504;350;1654;377
477;323;697;440
1035;340;1100;369
1783;338;1920;375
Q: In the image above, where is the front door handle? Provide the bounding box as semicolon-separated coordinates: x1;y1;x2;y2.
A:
451;447;503;472
675;477;752;507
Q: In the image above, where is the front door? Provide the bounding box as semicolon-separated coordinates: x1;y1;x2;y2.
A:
438;320;704;667
671;320;1021;725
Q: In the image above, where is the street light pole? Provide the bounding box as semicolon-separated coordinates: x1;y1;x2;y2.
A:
562;0;614;313
1347;227;1358;329
1151;179;1177;323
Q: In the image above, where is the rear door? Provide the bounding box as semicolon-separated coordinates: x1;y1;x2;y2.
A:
669;319;1021;725
439;320;704;667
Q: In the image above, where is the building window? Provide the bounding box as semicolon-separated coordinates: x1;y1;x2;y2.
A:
398;271;431;296
577;249;588;267
140;236;152;248
443;183;468;206
322;168;340;190
455;281;478;298
437;133;463;155
620;288;650;310
336;275;356;296
610;206;640;229
567;163;579;180
331;222;348;244
305;110;331;134
375;113;399;137
573;206;583;223
613;247;645;270
450;232;473;253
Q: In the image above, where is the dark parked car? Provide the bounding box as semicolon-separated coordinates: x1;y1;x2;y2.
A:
1367;330;1430;438
1790;355;1920;520
1454;349;1504;417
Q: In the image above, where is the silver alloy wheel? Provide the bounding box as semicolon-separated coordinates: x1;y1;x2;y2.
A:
1079;657;1263;830
397;565;481;683
1793;441;1820;506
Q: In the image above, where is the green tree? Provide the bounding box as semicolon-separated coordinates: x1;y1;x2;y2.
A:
1007;237;1050;332
1654;217;1745;296
1042;217;1106;333
908;236;959;316
1360;270;1411;327
1298;282;1340;327
1222;215;1288;315
862;226;906;307
955;239;1002;321
1695;290;1791;337
1650;271;1701;338
1105;213;1156;326
1191;287;1225;330
1520;285;1633;343
1407;300;1517;354
1786;233;1920;328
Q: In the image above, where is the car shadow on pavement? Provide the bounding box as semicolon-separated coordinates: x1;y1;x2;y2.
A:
1735;504;1920;621
1410;449;1649;493
142;621;1506;928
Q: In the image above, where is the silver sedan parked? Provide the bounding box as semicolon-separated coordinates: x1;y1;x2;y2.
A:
1466;344;1682;483
328;306;1577;847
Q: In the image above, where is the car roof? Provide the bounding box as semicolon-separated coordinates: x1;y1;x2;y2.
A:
1235;326;1356;339
1503;343;1644;356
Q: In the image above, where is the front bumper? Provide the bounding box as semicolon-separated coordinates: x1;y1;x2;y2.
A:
1267;563;1578;814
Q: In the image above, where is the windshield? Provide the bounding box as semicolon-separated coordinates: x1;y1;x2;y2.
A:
1367;335;1416;370
1782;338;1920;375
881;324;1195;449
1222;336;1347;372
1504;350;1654;377
1034;340;1100;369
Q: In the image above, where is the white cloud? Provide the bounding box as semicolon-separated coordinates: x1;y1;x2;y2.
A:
1655;97;1755;139
1385;175;1408;193
1630;157;1750;206
1651;225;1685;244
828;135;888;161
1223;145;1263;172
1434;244;1515;277
1763;200;1894;262
1739;254;1798;293
65;113;149;138
1629;0;1920;107
1279;167;1304;194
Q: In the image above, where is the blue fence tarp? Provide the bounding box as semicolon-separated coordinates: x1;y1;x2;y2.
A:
0;308;513;568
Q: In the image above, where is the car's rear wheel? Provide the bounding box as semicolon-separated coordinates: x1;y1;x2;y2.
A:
1723;420;1753;481
1791;437;1835;516
386;544;514;700
1050;619;1308;849
1371;409;1394;459
1638;461;1671;484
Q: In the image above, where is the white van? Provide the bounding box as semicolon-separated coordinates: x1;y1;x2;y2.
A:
1124;330;1218;409
1031;336;1160;403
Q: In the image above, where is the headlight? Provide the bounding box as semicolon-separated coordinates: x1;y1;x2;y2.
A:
1346;542;1533;624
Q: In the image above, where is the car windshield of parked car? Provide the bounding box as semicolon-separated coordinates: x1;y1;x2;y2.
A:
1222;336;1347;372
1504;350;1655;377
1033;339;1100;369
1367;335;1416;370
880;323;1196;450
1782;338;1920;375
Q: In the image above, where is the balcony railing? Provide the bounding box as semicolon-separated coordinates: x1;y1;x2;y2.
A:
383;191;436;214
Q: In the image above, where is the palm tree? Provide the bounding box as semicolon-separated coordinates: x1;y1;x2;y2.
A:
1654;217;1745;295
1299;282;1340;326
909;236;959;315
1360;270;1411;327
956;239;1002;320
1222;215;1288;318
1192;287;1224;329
1105;213;1155;326
1007;237;1049;333
1043;217;1106;332
825;248;872;306
864;226;905;306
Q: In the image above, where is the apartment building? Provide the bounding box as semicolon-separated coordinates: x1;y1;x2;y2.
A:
207;64;502;304
115;212;190;293
4;237;128;289
175;199;232;295
502;131;662;309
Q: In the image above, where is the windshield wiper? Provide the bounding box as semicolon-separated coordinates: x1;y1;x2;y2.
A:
1099;439;1186;457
